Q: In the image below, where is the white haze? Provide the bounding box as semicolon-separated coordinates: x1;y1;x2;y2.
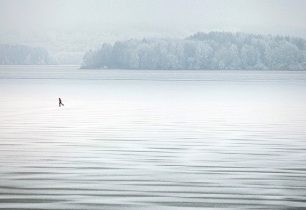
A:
1;0;306;64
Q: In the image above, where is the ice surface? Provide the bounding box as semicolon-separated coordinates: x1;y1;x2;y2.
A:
0;66;306;209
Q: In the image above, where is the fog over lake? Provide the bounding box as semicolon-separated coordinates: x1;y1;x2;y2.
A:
1;0;306;209
1;0;306;64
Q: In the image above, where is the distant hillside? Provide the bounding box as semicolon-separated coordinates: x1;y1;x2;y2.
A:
0;44;54;65
81;32;306;70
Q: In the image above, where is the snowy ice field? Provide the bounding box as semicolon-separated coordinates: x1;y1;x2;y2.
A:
0;65;306;209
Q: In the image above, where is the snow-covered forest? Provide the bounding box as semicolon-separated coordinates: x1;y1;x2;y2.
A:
0;45;53;65
82;32;306;70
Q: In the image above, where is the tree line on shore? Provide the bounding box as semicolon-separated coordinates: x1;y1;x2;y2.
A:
0;44;53;65
81;32;306;70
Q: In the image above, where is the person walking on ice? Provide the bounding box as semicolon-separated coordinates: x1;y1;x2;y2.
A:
59;97;64;107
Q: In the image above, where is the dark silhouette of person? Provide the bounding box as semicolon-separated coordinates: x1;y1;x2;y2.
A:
59;98;64;107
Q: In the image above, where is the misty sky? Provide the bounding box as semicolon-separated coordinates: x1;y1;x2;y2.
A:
1;0;306;63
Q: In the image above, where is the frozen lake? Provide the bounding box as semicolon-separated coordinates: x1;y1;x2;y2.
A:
1;65;306;209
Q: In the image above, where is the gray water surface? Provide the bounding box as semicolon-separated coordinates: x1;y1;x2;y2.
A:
1;66;306;209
